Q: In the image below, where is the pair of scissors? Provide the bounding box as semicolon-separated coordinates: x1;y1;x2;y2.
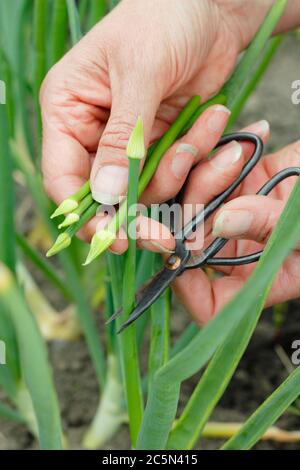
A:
110;132;300;333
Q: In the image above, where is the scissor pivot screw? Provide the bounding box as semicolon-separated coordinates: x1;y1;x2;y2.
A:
165;255;181;270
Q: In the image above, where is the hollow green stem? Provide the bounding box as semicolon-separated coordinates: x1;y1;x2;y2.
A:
181;93;227;136
72;180;91;201
122;161;139;312
148;254;171;391
88;0;107;29
138;96;200;194
33;0;47;136
116;125;144;445
0;89;15;272
79;0;89;26
66;0;82;45
50;0;68;67
222;0;288;108
226;36;283;129
69;201;99;235
75;189;93;208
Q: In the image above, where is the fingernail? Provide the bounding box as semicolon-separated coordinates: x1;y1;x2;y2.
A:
109;248;122;255
207;105;231;133
92;165;128;205
140;240;174;254
211;141;242;170
245;120;270;138
171;143;198;179
176;143;198;157
213;210;254;237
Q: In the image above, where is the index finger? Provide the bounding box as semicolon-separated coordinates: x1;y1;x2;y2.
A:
140;105;231;206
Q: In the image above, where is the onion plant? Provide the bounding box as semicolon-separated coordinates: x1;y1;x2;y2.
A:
0;0;300;451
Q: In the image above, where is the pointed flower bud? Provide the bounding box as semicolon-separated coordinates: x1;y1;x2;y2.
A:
126;116;145;160
83;230;116;266
50;199;78;219
46;233;71;257
50;181;91;219
58;213;80;229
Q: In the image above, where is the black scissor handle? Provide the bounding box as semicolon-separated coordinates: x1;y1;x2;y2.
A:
200;166;300;268
176;132;263;243
185;159;300;269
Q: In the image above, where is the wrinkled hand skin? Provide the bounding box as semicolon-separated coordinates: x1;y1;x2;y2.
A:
40;0;248;207
40;0;300;324
40;0;298;214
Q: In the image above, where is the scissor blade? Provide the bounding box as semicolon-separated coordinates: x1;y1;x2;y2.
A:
105;271;164;325
117;267;178;333
105;305;123;324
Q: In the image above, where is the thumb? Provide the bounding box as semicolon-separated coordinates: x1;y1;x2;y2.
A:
90;77;159;205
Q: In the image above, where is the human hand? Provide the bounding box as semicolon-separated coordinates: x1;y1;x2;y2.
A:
41;0;277;251
172;135;300;324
